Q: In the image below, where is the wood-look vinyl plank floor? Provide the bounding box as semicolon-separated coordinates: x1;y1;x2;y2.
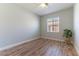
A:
0;38;78;56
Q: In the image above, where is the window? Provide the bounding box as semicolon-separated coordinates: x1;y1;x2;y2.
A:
47;16;59;32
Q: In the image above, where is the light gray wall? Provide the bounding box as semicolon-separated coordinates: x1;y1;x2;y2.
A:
40;7;73;41
74;4;79;55
0;4;40;48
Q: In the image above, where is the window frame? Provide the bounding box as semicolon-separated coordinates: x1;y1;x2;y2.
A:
47;16;59;33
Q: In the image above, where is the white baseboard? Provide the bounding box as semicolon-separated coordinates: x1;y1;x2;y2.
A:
40;36;64;42
0;37;39;51
74;45;79;56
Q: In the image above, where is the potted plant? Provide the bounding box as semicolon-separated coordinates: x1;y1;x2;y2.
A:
63;29;72;45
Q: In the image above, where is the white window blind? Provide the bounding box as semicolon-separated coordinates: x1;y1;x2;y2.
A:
47;16;59;32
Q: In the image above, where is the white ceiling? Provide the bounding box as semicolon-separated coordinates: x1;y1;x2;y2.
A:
17;3;74;16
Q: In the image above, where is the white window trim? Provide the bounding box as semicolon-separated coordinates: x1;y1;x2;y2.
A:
47;16;59;33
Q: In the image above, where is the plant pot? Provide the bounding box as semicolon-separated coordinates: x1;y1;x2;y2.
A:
64;38;72;45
